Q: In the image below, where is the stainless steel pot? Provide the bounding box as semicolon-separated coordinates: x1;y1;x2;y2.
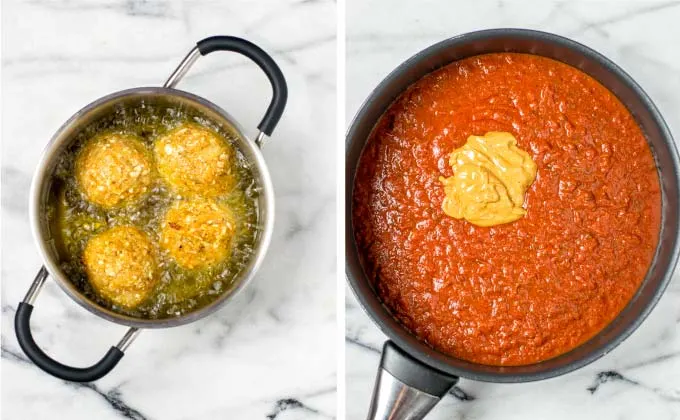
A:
15;36;287;382
346;29;680;419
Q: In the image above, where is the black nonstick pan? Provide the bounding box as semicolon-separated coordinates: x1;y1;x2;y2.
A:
346;29;680;419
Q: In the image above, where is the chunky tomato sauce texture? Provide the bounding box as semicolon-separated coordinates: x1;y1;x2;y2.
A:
352;53;661;366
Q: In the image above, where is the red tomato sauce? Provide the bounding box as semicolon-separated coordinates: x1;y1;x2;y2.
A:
352;53;661;366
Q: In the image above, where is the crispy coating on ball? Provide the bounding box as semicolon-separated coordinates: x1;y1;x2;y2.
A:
160;198;236;269
83;226;157;308
75;133;153;208
154;122;236;197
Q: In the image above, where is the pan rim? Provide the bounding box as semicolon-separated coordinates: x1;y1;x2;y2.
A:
345;28;680;382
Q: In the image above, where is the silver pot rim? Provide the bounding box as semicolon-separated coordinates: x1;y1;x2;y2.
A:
29;86;275;329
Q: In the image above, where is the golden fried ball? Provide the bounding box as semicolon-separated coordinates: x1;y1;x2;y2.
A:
160;198;236;269
75;133;153;208
154;122;236;197
83;226;157;308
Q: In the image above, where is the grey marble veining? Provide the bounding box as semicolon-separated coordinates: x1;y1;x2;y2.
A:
346;1;680;419
1;0;336;419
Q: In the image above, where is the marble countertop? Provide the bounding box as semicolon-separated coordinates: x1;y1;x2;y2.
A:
1;0;336;419
346;1;680;419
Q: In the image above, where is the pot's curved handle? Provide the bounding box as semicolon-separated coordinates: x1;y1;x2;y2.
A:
14;267;140;382
368;341;459;420
164;35;288;146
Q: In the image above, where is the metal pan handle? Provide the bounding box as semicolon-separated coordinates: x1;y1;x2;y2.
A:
368;341;459;420
14;267;140;382
164;35;288;147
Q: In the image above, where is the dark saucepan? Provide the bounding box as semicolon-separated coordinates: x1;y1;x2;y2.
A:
346;29;680;419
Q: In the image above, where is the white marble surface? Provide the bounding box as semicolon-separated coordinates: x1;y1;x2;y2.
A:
1;0;336;419
346;1;680;419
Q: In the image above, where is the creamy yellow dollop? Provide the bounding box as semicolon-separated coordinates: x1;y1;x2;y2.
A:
439;132;537;227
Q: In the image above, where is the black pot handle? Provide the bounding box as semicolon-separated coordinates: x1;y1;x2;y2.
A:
367;341;459;420
164;35;288;144
14;267;140;382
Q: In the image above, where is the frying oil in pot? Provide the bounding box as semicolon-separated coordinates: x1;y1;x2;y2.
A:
46;101;261;319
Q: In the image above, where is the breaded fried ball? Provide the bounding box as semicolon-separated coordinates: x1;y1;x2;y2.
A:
83;226;157;308
154;122;236;197
75;133;153;208
160;198;236;269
